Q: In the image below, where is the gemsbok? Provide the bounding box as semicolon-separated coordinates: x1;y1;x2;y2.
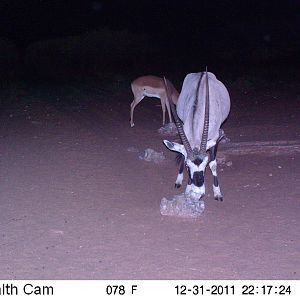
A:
130;75;179;127
163;71;230;201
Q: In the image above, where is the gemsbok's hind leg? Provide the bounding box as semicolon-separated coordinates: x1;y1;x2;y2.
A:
208;143;223;201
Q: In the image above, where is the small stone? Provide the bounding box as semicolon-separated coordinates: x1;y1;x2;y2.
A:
226;161;233;167
158;122;178;136
127;146;139;153
139;148;166;164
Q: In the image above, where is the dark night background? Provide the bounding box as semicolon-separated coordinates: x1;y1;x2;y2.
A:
0;1;300;280
1;0;300;83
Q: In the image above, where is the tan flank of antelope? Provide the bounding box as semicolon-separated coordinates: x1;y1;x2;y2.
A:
130;75;179;127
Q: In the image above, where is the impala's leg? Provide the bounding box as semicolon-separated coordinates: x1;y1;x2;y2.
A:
208;143;223;201
130;96;144;127
161;98;166;126
165;97;172;123
130;100;136;127
175;154;184;188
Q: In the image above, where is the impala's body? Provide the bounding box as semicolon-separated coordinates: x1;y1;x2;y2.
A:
164;71;230;201
130;75;179;127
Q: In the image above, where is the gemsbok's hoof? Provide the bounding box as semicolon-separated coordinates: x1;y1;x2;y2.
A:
130;123;135;128
214;195;223;202
174;183;181;189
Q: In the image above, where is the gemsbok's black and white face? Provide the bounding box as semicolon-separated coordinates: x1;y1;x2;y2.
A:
163;140;209;200
163;70;230;202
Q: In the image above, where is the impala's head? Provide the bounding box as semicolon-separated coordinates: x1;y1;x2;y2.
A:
163;70;210;200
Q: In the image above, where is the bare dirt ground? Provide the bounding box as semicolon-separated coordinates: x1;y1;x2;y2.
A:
0;82;299;279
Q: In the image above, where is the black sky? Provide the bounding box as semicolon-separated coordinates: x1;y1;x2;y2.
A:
1;0;299;48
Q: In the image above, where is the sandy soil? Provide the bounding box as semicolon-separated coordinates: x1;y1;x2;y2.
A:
0;83;299;279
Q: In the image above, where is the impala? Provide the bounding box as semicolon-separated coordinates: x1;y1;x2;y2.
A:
130;75;179;127
163;71;230;201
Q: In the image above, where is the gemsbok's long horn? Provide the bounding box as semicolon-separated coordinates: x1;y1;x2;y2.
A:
199;69;210;156
163;76;194;159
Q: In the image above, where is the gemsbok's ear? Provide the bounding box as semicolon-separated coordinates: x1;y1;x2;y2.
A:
163;140;187;157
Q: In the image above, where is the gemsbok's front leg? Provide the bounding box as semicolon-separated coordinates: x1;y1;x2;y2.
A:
175;154;185;188
208;144;223;201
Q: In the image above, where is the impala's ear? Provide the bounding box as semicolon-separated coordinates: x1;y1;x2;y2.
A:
163;140;187;157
